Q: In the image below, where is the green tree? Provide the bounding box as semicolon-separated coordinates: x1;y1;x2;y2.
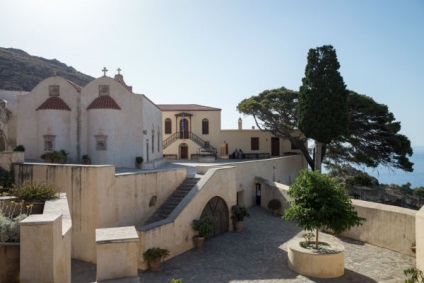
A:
237;90;413;172
283;170;365;249
326;91;413;172
298;45;348;171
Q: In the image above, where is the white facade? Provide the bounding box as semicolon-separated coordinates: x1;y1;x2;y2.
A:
16;73;163;168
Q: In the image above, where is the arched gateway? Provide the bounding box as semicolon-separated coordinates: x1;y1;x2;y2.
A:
200;196;229;237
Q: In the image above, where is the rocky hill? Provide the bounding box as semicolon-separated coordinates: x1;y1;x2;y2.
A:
0;47;94;91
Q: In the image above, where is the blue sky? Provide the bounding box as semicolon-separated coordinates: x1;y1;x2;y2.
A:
1;0;423;146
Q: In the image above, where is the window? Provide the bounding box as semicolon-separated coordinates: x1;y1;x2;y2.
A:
165;118;172;134
43;135;56;151
152;129;155;153
98;85;110;96
251;137;259;150
157;131;160;152
49;85;60;96
95;135;108;150
202;118;209;135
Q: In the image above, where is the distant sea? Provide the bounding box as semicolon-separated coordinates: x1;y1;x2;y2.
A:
359;146;424;189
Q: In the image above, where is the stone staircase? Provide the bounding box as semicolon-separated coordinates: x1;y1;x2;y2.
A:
144;177;200;225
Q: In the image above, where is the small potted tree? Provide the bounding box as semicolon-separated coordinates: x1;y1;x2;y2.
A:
82;154;91;165
143;247;170;271
135;156;143;169
231;204;250;232
267;199;282;215
192;216;214;248
283;170;365;278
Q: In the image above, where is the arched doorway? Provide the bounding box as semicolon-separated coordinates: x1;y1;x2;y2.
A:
179;118;189;139
179;143;188;160
200;196;229;237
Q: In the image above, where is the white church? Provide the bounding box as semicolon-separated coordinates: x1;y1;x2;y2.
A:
15;69;163;168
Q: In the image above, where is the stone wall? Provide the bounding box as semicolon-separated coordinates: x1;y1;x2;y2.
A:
20;193;72;283
138;166;237;270
15;163;186;263
0;151;23;170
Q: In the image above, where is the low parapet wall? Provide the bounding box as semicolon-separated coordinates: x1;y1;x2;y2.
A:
416;206;424;270
341;199;416;257
20;193;72;283
260;180;418;257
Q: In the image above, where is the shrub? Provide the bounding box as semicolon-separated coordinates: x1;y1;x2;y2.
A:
13;145;25;152
231;204;250;222
135;156;143;164
0;201;28;242
143;247;170;262
267;199;282;211
40;150;66;163
192;216;214;237
10;180;60;202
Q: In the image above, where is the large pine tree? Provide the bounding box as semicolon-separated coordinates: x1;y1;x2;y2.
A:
298;45;348;171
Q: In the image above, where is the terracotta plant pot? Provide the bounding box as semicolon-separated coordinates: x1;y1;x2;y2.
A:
234;221;244;232
193;236;205;248
149;258;161;271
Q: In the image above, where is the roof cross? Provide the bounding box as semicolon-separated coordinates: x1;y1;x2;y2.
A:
117;68;121;75
102;67;108;77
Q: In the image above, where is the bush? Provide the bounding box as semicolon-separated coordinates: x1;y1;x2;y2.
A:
13;145;25;152
40;150;67;163
143;247;170;262
267;199;282;211
231;204;250;222
192;216;214;237
135;156;143;164
0;166;13;189
10;180;60;202
0;201;28;243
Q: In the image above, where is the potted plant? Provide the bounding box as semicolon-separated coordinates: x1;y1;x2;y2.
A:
13;145;25;152
267;199;282;215
135;156;143;169
231;204;250;232
9;180;60;215
0;200;30;282
143;247;170;271
40;150;66;164
283;170;365;278
82;154;91;165
192;216;214;248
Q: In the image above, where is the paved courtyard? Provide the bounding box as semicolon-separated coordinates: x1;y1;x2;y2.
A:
72;206;415;283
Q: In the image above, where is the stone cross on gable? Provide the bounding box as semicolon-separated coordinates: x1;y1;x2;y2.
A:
117;68;121;75
102;67;108;77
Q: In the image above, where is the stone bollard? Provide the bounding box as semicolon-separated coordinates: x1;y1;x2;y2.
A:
96;226;139;282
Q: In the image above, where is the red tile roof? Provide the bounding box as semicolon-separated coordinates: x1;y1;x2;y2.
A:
157;104;221;111
36;97;71;111
87;96;121;110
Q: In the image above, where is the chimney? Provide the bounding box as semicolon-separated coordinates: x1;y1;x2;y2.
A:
238;118;242;130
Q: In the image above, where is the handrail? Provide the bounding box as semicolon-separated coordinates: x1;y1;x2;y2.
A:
162;131;217;156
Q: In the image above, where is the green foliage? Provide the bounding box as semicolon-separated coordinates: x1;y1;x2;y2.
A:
327;91;413;172
169;279;183;283
346;172;379;187
413;187;424;199
231;205;250;222
0;166;14;189
0;201;28;242
267;199;282;211
192;216;214;237
13;145;25;152
135;156;144;164
40;150;67;163
298;45;348;144
142;247;170;262
404;267;424;283
283;170;365;249
10;180;60;202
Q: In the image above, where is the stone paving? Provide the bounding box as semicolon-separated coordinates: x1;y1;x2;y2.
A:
72;206;415;283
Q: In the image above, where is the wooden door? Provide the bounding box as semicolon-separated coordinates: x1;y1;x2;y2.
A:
179;118;189;139
200;196;229;237
180;144;188;159
271;137;280;157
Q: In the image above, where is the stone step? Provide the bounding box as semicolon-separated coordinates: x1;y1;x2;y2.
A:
143;177;200;225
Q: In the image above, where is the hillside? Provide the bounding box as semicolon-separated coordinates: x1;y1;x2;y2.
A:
0;47;94;91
